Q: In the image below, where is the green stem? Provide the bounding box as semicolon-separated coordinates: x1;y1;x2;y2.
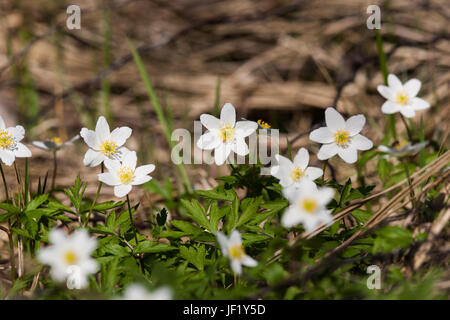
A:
85;163;104;227
400;114;413;141
126;194;139;246
51;151;57;190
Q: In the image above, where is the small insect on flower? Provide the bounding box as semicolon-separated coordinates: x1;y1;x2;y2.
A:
281;183;334;233
121;284;173;300
32;135;80;152
80;116;132;167
309;107;373;164
216;230;257;275
378;140;428;157
377;74;430;118
271;148;323;190
197;103;258;165
37;228;98;289
98;151;155;198
0;115;32;166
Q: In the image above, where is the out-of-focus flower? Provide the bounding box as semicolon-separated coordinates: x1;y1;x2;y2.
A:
216;230;257;275
32;135;80;152
0;115;32;166
309;107;373;164
377;74;430;118
378;140;428;157
98;151;155;198
257;120;271;129
281;183;334;232
37;228;98;289
121;284;173;300
80;116;132;167
197;103;258;165
271;148;323;190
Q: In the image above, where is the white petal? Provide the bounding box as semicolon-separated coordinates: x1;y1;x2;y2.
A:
302;215;321;233
131;175;151;186
214;143;231;165
231;259;242;275
122;151;137;170
309;127;334;143
114;184;132;198
325;107;346;131
293;148;309;170
317;143;338;160
0;150;15;166
377;145;391;153
337;147;357;163
305;167;323;181
231;138;249;156
14;143;32;158
197;131;220;150
104;159;121;172
98;172;120;186
80;128;100;150
49;228;66;244
345;114;365;136
377;85;394;100
135;164;155;177
399;107;416;118
234;121;258;138
241;255;257;267
381;101;400;114
229;230;242;246
216;231;229;256
351;134;373;151
0;116;5;130
32;141;50;151
387;74;403;91
200;114;221;131
95;116;111;141
411;97;430;110
220;103;236;126
281;207;302;228
83;149;105;167
8;126;25;141
110;127;132;147
317;187;335;206
403;79;421;97
282;185;300;202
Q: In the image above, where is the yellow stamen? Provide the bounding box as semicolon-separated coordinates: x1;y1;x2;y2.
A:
99;140;118;157
228;244;245;259
395;91;410;105
301;198;318;214
334;130;349;147
51;137;63;146
119;166;135;184
257;120;271;129
219;125;235;142
290;167;305;182
64;251;78;265
0;130;15;150
394;139;408;150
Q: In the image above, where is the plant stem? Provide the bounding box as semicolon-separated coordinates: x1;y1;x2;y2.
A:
13;162;24;279
400;114;413;141
51;151;57;190
85;163;104;227
126;194;139;245
402;160;416;207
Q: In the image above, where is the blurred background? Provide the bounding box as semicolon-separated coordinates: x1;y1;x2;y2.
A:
0;0;448;204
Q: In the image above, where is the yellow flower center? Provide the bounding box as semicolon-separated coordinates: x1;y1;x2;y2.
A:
395;91;410;105
51;137;63;146
290;167;305;182
228;244;245;260
0;130;15;150
257;120;271;129
334;130;349;147
99;140;118;157
394;139;408;150
220;125;235;142
301;198;318;214
64;251;78;265
119;166;135;184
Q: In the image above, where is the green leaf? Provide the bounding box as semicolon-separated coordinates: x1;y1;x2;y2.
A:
171;220;204;235
0;203;21;215
134;241;177;254
93;201;125;212
180;199;211;231
196;189;235;201
237;196;262;227
209;202;227;233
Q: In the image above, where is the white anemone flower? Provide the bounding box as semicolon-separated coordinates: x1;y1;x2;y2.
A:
32;135;80;152
197;103;258;165
281;183;334;232
80;116;132;167
98;151;155;198
121;284;173;300
378;140;428;157
0;115;32;166
37;228;98;289
216;230;257;275
309;107;373;164
377;74;430;118
270;148;323;189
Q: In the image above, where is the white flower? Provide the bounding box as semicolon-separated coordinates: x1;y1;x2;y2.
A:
377;74;430;118
37;228;98;289
0;115;32;166
281;183;334;232
216;230;257;275
98;151;155;198
309;107;373;164
121;284;173;300
197;103;258;165
378;140;428;157
270;148;323;190
80;116;132;167
32;135;80;152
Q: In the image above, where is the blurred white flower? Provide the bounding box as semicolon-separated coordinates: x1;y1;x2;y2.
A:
377;74;430;118
121;284;173;300
282;183;334;232
216;230;257;275
378;140;428;157
309;107;373;164
197;103;258;165
98;151;155;198
270;148;323;190
37;228;98;289
0;115;32;166
80;116;132;167
32;135;80;152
